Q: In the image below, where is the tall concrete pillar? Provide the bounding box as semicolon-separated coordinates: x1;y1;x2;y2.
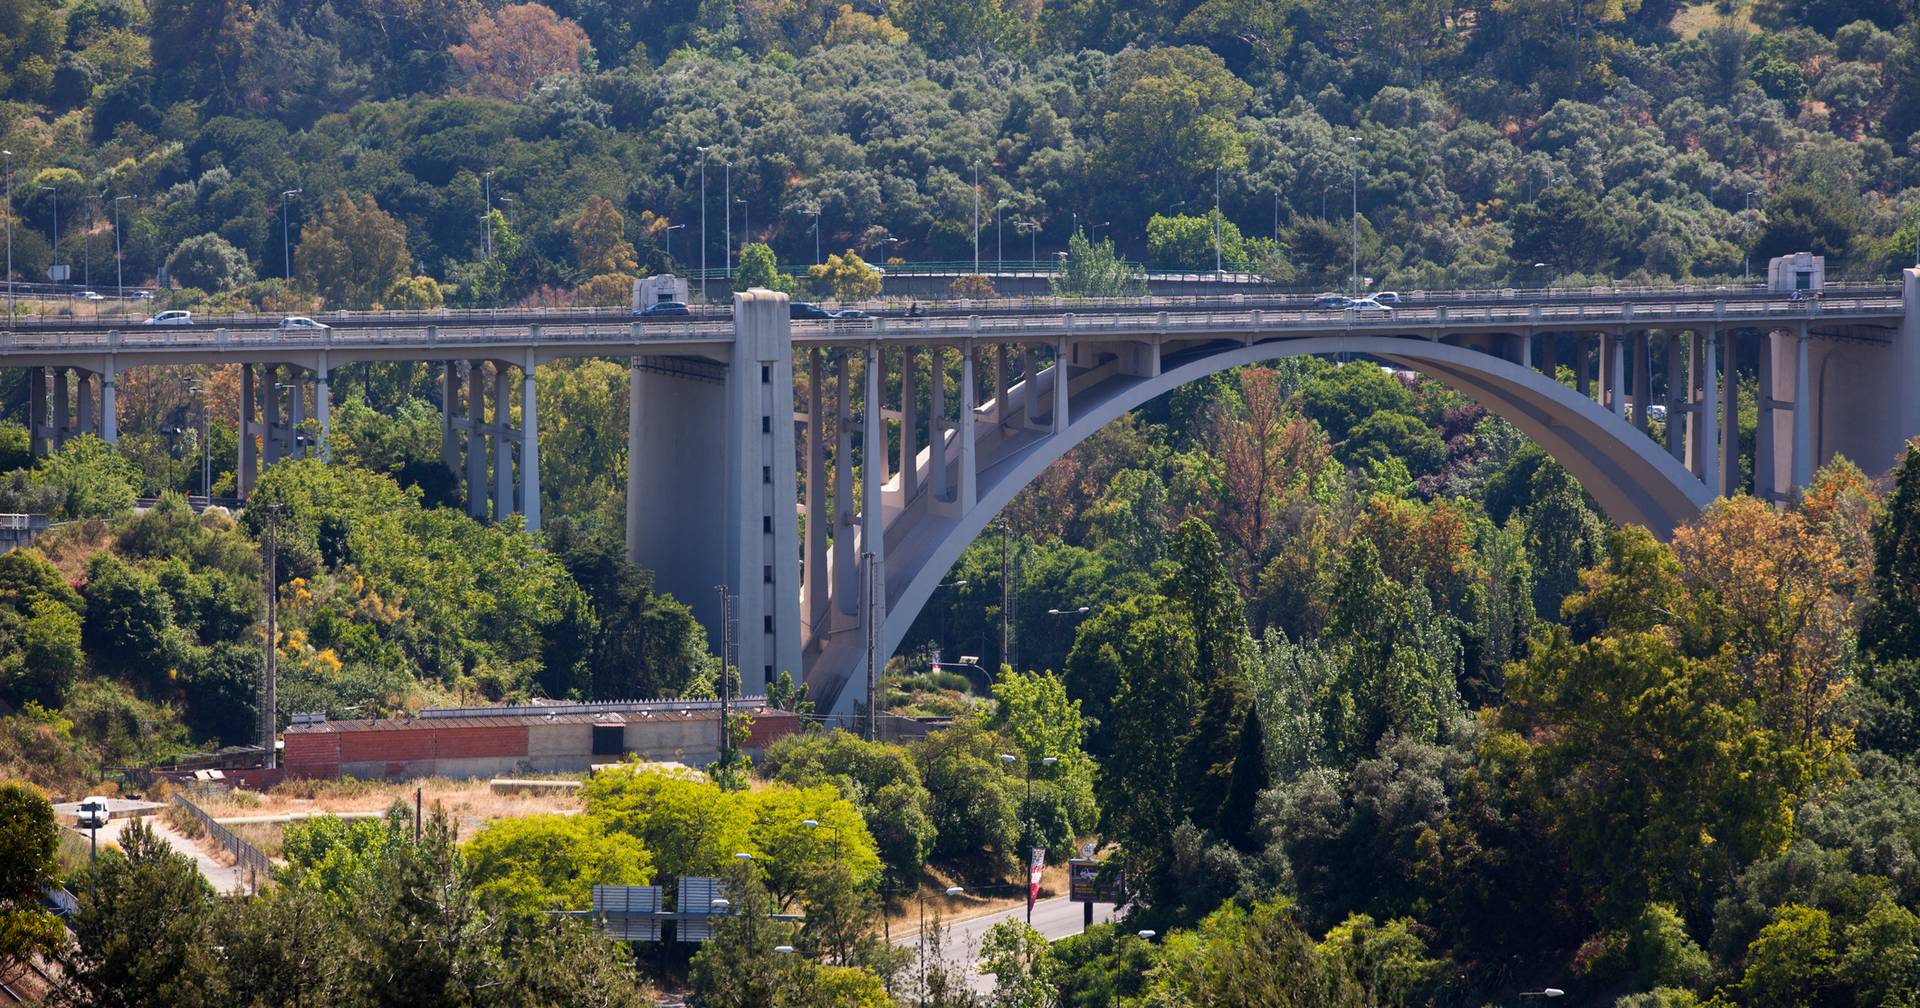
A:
834;350;857;617
899;347;917;501
1516;333;1533;370
1053;339;1070;433
76;372;94;437
28;367;46;457
862;343;886;570
314;361;331;461
726;289;800;694
441;362;459;472
929;347;949;503
1702;332;1721;496
1721;329;1740;496
1576;337;1592;398
805;349;829;636
465;362;487;519
288;369;308;458
1688;333;1706;476
1609;334;1626;417
995;343;1010;428
493;363;513;522
1664;334;1685;461
1022;345;1040;428
1539;333;1556;381
238;364;256;497
960;343;978;510
1631;333;1651;432
51;368;69;447
1791;325;1813;497
260;365;280;466
520;357;539;531
1756;331;1777;501
99;361;116;446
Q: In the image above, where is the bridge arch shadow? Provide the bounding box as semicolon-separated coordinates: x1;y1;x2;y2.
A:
815;334;1713;715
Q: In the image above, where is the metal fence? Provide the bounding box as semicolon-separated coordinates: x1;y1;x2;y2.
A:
170;794;273;890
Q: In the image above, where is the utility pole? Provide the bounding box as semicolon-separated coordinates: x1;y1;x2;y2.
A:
696;147;710;301
281;189;301;284
862;551;877;741
41;185;58;290
482;172;493;258
1213;167;1221;276
724;161;732;281
259;503;281;768
4;149;13;323
1348;135;1363;295
112;195;132;301
973;162;981;277
998;519;1016;673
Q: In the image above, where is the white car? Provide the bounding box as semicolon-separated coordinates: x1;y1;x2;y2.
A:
78;290;105;301
142;310;193;326
74;796;110;829
278;316;330;331
1372;291;1401;304
1349;297;1394;313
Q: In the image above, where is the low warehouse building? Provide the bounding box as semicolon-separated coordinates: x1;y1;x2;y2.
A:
282;698;801;781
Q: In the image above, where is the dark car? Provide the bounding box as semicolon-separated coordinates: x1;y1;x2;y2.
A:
790;301;835;319
1313;293;1351;309
636;301;691;318
830;309;872;320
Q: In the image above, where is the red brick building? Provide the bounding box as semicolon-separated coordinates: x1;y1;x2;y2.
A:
282;698;802;781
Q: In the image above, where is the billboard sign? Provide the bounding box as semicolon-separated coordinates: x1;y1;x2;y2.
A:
1069;859;1125;903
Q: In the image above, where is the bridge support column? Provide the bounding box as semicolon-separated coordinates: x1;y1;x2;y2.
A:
521;356;539;532
1515;333;1533;370
27;367;46;457
260;365;280;467
805;349;829;642
863;343;886;571
288;369;308;458
1756;330;1778;502
995;344;1010;429
440;362;458;473
51;368;70;449
1721;330;1741;496
929;347;950;506
1053;339;1070;433
1538;333;1556;382
960;343;978;511
314;360;330;461
1664;334;1686;461
1022;345;1043;430
238;365;257;497
75;371;94;439
98;366;116;444
1575;337;1591;398
834;351;857;619
493;363;513;522
1702;332;1722;496
465;362;487;519
1632;333;1651;433
1791;325;1813;497
899;347;918;502
1609;334;1626;417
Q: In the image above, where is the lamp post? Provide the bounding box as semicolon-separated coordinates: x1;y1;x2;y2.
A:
972;162;981;277
1348;135;1362;295
995;202;1007;274
1017;220;1038;269
3;149;12;323
185;381;210;501
481;172;493;257
807;206;821;265
724;160;732;280
1047;606;1090;616
664;223;685;269
999;752;1059;924
281;188;301;285
41;185;59;291
496;195;514;233
736;196;749;253
83;192;97;294
1212;167;1221;276
1519;990;1565;1001
111;195;132;302
1743;190;1760;284
1088;221;1110;244
696;146;710;300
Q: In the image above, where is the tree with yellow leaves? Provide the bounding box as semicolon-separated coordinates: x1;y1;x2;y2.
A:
571;195;638;277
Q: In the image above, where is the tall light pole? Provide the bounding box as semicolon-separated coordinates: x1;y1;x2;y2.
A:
281;188;301;285
1213;167;1222;276
972;162;981;277
695;147;710;299
496;195;514;232
1347;135;1362;295
83;192;98;292
736;197;749;253
41;185;59;289
481;172;493;258
3;149;13;323
111;195;132;302
1743;190;1759;284
664;222;685;269
1000;751;1059;924
995;202;1006;273
723;161;732;281
186;380;209;500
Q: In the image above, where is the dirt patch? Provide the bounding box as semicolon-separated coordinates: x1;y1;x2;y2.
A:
200;776;589;839
1671;1;1754;37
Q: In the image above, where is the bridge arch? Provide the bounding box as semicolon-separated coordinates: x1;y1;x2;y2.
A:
826;334;1714;715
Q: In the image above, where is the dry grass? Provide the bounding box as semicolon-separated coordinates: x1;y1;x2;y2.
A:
197;776;589;838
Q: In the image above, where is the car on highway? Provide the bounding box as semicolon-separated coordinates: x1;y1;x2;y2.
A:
635;301;691;318
831;308;872;320
1314;293;1351;309
1373;291;1401;304
77;290;105;301
278;316;330;331
789;301;835;320
74;796;110;829
142;310;193;326
1349;296;1393;313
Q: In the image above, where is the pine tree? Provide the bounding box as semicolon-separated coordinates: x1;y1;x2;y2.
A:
1164;519;1253;835
1216;704;1270;852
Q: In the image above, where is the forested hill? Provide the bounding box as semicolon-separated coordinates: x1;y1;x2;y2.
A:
1;0;1918;311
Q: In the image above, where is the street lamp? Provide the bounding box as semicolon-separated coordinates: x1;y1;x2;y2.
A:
3;149;12;323
185;381;210;501
1743;190;1760;284
972;162;981;277
735;196;749;251
496;195;514;232
1047;606;1091;616
1347;135;1363;295
918;885;966;1005
723;160;732;280
1519;990;1565;1000
664;223;685;268
41;185;59;291
1213;167;1222;276
1088;221;1110;244
281;189;301;285
111;195;133;302
481;171;494;257
1017;220;1039;269
696;146;710;300
999;751;1060;924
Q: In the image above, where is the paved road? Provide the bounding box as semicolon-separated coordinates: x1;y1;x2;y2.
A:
896;896;1119;995
87;815;253;894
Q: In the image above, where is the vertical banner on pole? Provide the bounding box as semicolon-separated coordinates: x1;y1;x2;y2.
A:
1028;846;1045;915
